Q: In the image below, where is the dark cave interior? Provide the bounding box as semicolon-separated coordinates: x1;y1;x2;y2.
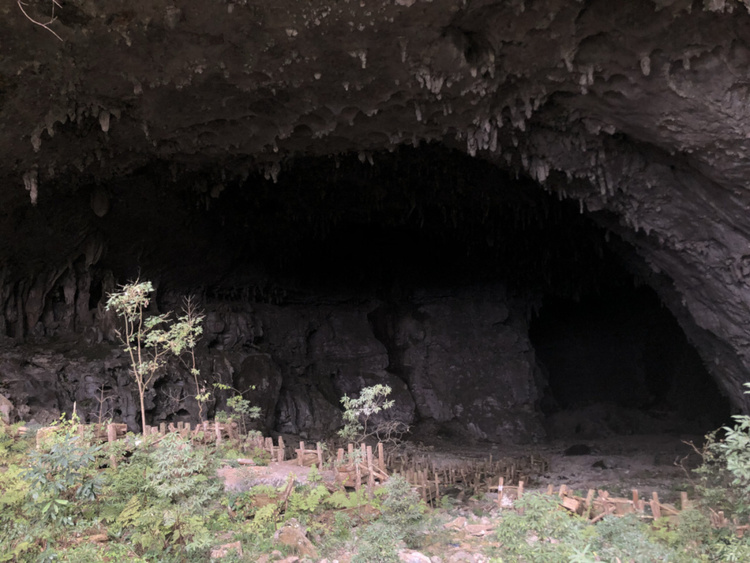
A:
0;144;731;440
530;287;730;437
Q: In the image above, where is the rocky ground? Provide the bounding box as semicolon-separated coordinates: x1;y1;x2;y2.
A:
213;431;704;562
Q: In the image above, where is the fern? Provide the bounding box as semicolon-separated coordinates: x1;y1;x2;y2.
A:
116;495;142;529
287;485;330;516
326;489;371;509
248;503;279;533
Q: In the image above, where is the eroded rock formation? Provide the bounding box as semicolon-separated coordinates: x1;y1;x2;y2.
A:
1;0;748;437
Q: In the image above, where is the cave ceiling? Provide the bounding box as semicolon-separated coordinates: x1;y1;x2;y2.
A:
2;0;750;408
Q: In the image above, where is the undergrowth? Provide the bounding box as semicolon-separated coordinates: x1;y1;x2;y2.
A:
4;399;750;562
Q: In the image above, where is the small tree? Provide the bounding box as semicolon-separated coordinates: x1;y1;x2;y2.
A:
338;384;407;445
106;281;204;434
214;383;261;436
169;296;208;422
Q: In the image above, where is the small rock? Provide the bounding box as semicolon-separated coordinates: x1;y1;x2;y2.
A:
464;524;493;536
398;549;431;563
0;393;15;424
274;520;318;559
443;516;467;529
564;444;592;456
210;541;242;559
447;551;474;563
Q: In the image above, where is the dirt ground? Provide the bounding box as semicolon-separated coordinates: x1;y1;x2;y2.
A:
218;432;703;505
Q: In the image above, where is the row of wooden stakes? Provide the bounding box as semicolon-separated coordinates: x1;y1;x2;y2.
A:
26;421;750;535
501;482;685;522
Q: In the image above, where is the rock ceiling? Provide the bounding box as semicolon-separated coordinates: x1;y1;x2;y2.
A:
2;0;750;408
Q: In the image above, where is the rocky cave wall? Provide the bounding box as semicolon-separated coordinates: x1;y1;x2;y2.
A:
2;0;750;432
1;147;596;441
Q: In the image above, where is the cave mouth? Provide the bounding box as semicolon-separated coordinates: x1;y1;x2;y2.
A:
529;286;730;439
0;144;730;444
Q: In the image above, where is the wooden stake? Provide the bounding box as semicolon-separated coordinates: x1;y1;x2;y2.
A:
585;489;595;520
497;477;504;503
355;454;362;492
517;480;524;498
366;445;375;495
680;491;689;510
377;442;384;471
299;441;305;467
278;436;285;462
159;422;166;435
107;423;117;469
651;492;661;520
317;442;324;468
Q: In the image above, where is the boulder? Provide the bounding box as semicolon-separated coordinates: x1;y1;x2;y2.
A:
273;519;318;559
0;393;15;424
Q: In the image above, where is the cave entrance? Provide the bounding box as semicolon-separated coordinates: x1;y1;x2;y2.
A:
529;285;730;439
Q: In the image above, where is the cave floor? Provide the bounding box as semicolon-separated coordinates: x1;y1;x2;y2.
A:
217;432;704;508
401;432;702;505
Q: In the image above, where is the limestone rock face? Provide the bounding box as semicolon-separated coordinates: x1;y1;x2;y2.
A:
2;1;750;421
390;287;544;443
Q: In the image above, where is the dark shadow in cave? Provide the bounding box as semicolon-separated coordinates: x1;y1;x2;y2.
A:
529;286;730;438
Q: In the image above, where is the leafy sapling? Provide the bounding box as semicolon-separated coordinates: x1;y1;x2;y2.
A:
338;384;407;445
107;281;210;433
106;281;174;434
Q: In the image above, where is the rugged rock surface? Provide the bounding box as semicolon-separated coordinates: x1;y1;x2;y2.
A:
1;0;749;432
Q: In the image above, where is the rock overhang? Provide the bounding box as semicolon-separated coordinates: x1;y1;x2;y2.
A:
2;0;750;412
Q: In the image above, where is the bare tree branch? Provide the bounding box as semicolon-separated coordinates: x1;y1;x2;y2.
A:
17;0;63;42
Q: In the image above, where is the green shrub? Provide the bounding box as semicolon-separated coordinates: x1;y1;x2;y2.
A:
22;425;103;526
352;521;402;563
691;383;750;521
144;433;220;508
99;433;221;558
350;475;426;563
496;492;588;562
0;422;32;463
594;514;675;562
